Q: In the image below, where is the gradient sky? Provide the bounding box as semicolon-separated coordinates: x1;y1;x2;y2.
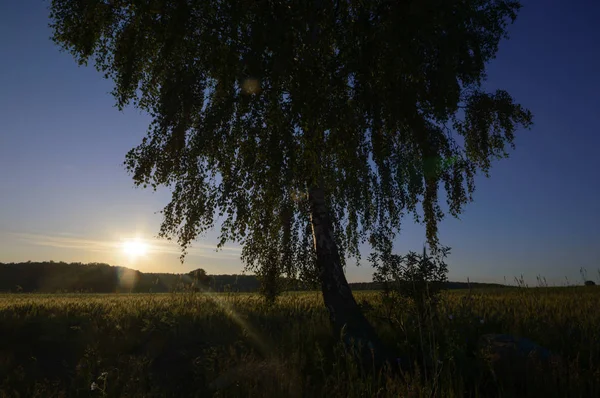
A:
1;0;599;285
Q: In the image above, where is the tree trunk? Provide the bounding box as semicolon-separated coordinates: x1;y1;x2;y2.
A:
308;185;388;369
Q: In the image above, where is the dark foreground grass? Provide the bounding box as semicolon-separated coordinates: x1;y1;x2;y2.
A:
1;288;599;397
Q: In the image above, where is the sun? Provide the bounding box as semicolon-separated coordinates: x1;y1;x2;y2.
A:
122;239;149;257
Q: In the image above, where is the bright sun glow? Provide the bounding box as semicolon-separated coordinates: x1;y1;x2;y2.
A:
122;239;149;257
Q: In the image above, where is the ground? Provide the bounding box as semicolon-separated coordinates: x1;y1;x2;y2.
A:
1;288;599;397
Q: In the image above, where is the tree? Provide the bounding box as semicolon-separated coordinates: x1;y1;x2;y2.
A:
257;255;284;304
49;0;532;362
188;268;212;288
584;280;596;287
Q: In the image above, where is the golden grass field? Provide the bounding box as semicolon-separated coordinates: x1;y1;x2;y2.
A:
1;287;599;397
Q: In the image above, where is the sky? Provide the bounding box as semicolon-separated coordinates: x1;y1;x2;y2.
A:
1;0;599;285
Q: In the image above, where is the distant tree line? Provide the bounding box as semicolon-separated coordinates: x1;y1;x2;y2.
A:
0;261;507;293
0;261;178;293
0;261;276;293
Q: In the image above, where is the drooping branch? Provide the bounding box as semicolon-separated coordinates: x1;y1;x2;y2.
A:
50;0;532;276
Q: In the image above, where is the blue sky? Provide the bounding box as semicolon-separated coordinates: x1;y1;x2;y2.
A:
1;0;599;285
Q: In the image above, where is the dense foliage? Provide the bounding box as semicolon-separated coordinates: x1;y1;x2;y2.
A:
2;289;600;397
49;0;533;281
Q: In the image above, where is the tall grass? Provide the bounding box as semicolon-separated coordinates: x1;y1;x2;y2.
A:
1;287;599;397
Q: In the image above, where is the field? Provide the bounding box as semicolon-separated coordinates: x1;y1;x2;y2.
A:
1;288;599;397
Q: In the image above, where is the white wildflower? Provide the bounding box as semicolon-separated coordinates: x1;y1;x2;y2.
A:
91;382;98;391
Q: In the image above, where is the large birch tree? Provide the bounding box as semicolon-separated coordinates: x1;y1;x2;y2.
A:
49;0;533;360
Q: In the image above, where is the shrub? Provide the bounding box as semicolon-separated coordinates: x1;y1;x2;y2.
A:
370;240;450;317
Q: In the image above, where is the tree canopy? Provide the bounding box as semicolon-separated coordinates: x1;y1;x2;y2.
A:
50;0;532;281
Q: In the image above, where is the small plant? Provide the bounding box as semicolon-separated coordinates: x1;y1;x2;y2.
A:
370;236;450;318
91;372;108;396
536;275;549;287
370;237;450;381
